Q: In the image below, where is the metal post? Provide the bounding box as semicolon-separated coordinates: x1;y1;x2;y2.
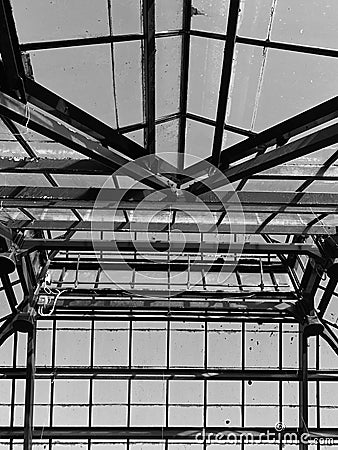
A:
23;325;36;450
299;325;308;449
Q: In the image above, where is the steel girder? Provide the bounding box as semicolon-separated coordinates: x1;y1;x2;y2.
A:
19;30;338;59
182;96;338;182
190;122;338;193
191;29;338;58
0;426;337;440
21;239;323;260
23;78;149;160
211;0;241;166
177;0;192;170
142;0;156;154
1;367;338;381
6;220;336;236
0;90;173;190
0;186;337;211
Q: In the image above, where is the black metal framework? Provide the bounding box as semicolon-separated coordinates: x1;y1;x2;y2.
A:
0;0;337;449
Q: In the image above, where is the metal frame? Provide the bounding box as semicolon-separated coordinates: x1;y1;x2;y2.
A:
0;1;337;448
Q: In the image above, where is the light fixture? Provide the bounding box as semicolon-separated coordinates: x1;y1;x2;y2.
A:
0;250;16;275
12;307;36;333
304;313;324;338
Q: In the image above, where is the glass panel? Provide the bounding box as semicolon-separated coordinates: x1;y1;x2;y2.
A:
26;209;78;221
111;0;142;35
156;120;179;161
33;143;86;159
304;180;338;193
188;36;225;120
272;0;338;49
191;0;229;34
156;37;181;117
53;174;110;188
12;0;109;42
156;0;183;32
252;50;338;131
0;142;30;158
226;44;265;130
242;178;304;192
124;129;144;147
114;41;143;127
0;173;51;187
222;131;246;149
185;119;214;162
30;45;117;127
238;0;274;39
0;208;30;221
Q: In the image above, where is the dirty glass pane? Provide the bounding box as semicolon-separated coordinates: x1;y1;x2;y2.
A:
188;36;225;120
252;50;338;131
30;45;117;128
191;0;229;33
156;0;183;31
12;0;109;42
156;37;181;117
272;0;338;49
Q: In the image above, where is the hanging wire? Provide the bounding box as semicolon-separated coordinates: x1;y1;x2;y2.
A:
74;253;80;289
0;71;32;138
38;286;66;317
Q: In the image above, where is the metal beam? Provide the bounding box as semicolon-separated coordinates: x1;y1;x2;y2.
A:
0;186;337;208
0;157;110;175
321;320;338;358
19;31;183;51
187;112;256;138
33;309;296;322
318;277;338;317
1;116;36;157
23;78;149;160
0;316;14;348
0;427;337;440
177;0;192;170
22;239;323;260
0;90;171;190
299;326;309;450
21;33;144;50
2;367;338;381
0;274;18;313
182;96;338;182
299;259;323;314
142;0;156;153
23;327;36;450
190;123;338;193
40;289;295;301
211;0;241;166
40;297;295;316
0;0;25;100
50;258;286;273
190;29;338;58
6;219;335;236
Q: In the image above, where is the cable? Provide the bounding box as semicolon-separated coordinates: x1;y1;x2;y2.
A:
38;285;66;317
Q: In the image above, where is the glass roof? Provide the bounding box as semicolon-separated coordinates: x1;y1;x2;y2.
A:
0;0;336;236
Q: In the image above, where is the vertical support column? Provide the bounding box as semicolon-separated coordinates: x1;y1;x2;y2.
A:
299;325;308;450
143;0;156;154
177;0;192;171
24;324;36;450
